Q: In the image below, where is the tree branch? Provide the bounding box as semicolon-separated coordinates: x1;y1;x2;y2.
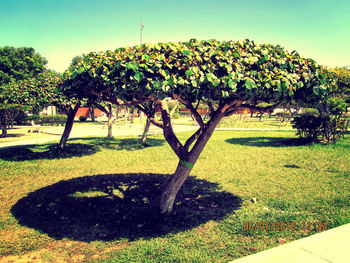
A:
173;93;205;128
169;100;180;116
184;128;203;151
148;117;164;128
224;107;245;116
207;101;214;115
218;99;242;115
189;110;223;160
156;99;186;158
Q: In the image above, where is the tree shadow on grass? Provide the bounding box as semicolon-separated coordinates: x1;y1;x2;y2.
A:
1;133;25;138
225;137;312;147
0;143;98;161
11;173;241;242
0;138;164;161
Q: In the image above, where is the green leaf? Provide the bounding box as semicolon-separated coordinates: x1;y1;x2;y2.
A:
248;56;258;63
313;86;320;96
134;72;143;83
162;85;170;92
222;91;229;98
212;78;220;87
276;80;281;91
185;70;193;78
245;78;256;90
178;78;185;85
167;78;175;86
206;73;217;83
153;81;161;90
182;49;191;56
191;80;198;87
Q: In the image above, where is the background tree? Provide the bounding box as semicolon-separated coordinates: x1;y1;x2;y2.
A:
328;67;350;109
62;39;331;213
0;46;48;136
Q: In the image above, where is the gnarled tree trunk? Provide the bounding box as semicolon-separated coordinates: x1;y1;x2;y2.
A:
160;162;192;213
58;103;80;152
159;108;222;214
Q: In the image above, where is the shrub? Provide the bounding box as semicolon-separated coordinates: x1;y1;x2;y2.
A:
301;108;320;117
275;112;291;122
172;112;180;119
79;116;87;122
292;115;348;143
14;111;29;125
40;115;67;126
28;114;41;124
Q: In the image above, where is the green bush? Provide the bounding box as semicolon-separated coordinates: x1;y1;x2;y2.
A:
292;115;347;143
79;116;87;122
275;112;291;122
301;108;320;117
28;114;41;124
40;115;67;126
14;111;29;125
172;112;180;119
27;115;67;126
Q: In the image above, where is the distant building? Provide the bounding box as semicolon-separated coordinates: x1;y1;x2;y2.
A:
75;107;105;119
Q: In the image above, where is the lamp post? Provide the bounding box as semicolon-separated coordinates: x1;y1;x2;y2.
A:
139;20;145;124
140;20;144;45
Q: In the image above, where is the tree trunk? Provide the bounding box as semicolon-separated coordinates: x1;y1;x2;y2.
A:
58;104;80;152
0;110;8;137
90;105;95;122
159;113;222;214
141;118;151;144
116;106;119;120
107;105;113;138
9;110;19;129
123;106;127;126
159;162;192;214
140;110;143;124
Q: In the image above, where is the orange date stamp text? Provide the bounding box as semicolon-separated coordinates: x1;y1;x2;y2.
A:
243;221;327;232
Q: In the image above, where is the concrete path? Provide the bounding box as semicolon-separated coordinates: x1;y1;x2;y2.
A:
230;223;350;263
0;124;198;149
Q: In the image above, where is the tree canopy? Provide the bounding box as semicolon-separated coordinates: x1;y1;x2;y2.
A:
62;39;330;109
0;46;47;86
0;46;49;136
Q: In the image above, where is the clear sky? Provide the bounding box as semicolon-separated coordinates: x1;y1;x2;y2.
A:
1;0;349;73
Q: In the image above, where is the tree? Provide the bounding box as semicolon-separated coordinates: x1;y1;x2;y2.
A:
61;39;331;213
0;46;48;136
328;67;350;108
20;70;83;150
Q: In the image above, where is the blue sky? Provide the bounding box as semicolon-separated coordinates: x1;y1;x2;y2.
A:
1;0;349;72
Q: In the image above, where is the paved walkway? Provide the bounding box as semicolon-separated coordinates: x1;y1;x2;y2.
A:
230;223;350;263
0;124;198;149
1;124;294;149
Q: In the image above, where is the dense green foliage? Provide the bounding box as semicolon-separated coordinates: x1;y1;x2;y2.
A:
292;115;347;143
0;46;47;86
329;67;350;106
29;114;67;126
61;39;331;109
0;47;50;136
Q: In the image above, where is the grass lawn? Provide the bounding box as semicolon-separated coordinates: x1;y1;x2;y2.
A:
0;130;349;262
